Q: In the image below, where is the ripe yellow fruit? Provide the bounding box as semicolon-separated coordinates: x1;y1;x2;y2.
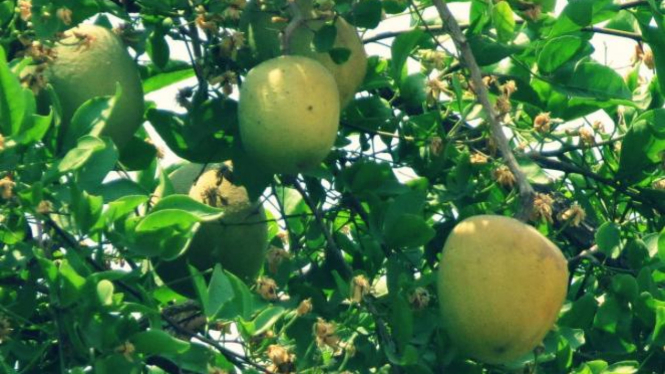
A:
437;215;568;364
292;17;368;107
155;163;268;297
238;55;340;174
45;24;144;149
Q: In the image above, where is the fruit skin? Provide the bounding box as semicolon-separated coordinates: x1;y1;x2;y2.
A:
437;215;568;364
238;55;340;174
45;24;144;149
155;163;268;297
292;17;368;107
240;1;367;107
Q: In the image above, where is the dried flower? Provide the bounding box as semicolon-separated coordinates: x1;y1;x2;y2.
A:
18;0;32;21
493;166;515;188
314;318;340;348
350;275;370;303
296;298;313;316
533;112;551;133
644;49;655;70
429;136;444;157
558;204;586;227
37;200;52;214
579;127;595;145
495;96;511;115
266;246;291;273
115;341;135;362
267;344;292;366
426;78;446;104
0;134;4;151
522;4;542;21
653;179;665;190
408;287;431;310
501;80;517;97
0;316;12;343
531;193;555;223
470;152;489;165
56;7;72;25
0;176;16;199
257;277;278;301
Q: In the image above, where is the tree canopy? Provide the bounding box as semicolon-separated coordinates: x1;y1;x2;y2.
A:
0;0;664;373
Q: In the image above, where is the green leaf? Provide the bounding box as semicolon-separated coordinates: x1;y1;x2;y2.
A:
601;361;639;374
328;47;351;64
147;30;170;69
391;30;426;83
130;209;200;259
641;24;665;107
468;35;522;66
130;330;190;355
390;294;413;351
57;136;107;174
347;0;382;29
384;214;435;248
517;157;551;185
63;85;119;152
491;1;515;43
343;96;393;133
538;36;586;74
399;73;428;110
653;306;665;346
59;260;88;307
560;293;599;329
251;306;286;336
617;109;665;183
558;61;631;100
206;265;235;318
593;296;621;333
118;136;158;171
0;46;28;137
314;24;337;53
596;222;621;258
151;195;225;222
143;65;195;94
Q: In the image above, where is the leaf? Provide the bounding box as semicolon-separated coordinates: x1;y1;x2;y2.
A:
391;30;426;83
118;136;158;171
596;222;621;258
468;35;522;66
601;361;639;374
143;66;195;94
641;24;665;103
130;330;190;355
58;260;87;307
593;296;621;333
147;30;170;69
151;195;225;222
538;36;586;74
390;294;413;351
313;24;337;53
0;46;28;137
57;136;107;174
252;306;286;336
62;86;118;152
517;157;551;185
557;61;631;100
617;109;665;183
328;47;351;64
205;265;235;318
384;214;435;248
559;293;599;329
347;0;382;29
653;306;665;347
491;1;515;43
130;209;200;259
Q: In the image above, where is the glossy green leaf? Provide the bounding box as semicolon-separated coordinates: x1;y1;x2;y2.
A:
130;330;190;355
151;195;225;222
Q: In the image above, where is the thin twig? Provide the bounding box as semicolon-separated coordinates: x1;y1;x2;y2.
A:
282;1;306;54
431;0;535;220
292;179;353;280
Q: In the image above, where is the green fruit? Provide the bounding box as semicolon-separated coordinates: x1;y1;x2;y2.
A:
437;215;568;364
155;163;268;297
45;24;144;149
240;1;367;107
238;55;340;174
292;17;368;107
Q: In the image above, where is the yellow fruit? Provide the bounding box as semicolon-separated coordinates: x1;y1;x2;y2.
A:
238;55;340;174
437;215;568;364
45;24;144;149
155;163;268;297
292;17;368;107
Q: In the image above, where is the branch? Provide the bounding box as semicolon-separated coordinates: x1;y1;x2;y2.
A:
282;1;306;54
292;179;353;280
431;0;535;220
529;136;624;157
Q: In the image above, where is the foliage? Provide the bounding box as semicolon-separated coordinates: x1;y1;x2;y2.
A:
0;0;664;373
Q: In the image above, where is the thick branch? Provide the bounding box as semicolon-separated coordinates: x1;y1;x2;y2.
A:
431;0;535;220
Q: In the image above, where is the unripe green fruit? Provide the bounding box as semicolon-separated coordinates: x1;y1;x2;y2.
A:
240;1;367;107
45;24;144;149
238;55;340;174
155;163;268;297
292;17;368;107
437;215;568;364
